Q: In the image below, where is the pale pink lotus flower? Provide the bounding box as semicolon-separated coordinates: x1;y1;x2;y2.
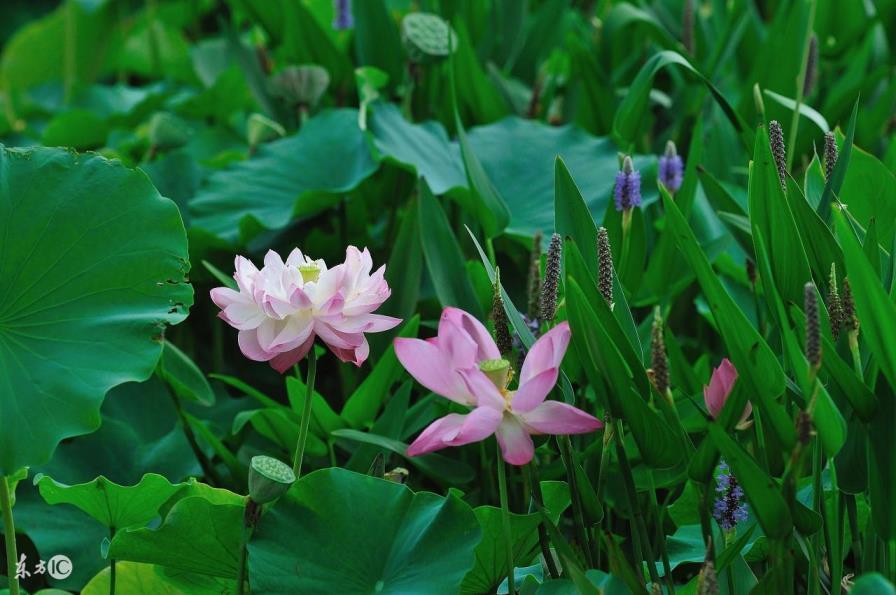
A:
210;246;400;372
703;358;752;429
395;308;602;466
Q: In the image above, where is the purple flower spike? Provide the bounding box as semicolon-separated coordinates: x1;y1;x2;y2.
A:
332;0;354;30
659;140;684;193
614;156;642;211
713;460;749;531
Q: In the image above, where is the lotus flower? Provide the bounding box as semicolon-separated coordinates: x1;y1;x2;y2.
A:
395;308;602;465
703;358;751;429
211;246;400;372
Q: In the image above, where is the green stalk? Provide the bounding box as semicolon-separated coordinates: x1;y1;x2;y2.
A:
1;476;19;595
292;348;318;478
109;528;116;595
647;471;674;592
558;435;594;567
613;420;661;587
526;462;560;578
496;444;515;595
845;495;863;573
786;0;817;170
236;500;259;595
167;386;222;486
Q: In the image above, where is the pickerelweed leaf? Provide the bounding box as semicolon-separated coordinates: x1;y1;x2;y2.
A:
662;191;795;449
0;145;192;475
613;50;753;150
249;468;481;594
418;180;484;318
835;208;896;389
748;124;811;305
156;340;214;406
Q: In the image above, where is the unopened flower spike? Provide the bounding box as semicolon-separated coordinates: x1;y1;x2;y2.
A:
824;131;838;184
597;227;615;309
828;263;843;341
650;307;670;396
659;140;684;193
841;277;859;335
614;155;642;211
768;120;788;191
526;231;542;321
697;559;719;595
713;460;748;531
805;282;822;371
538;233;562;325
491;268;513;357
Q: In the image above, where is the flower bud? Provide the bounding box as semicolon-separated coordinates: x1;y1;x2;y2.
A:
248;455;296;504
332;0;354;30
824;131;838;184
841;277;859;333
650;307;670;394
659;140;684;193
538;233;562;324
491;268;513;356
768;120;788;191
597;227;615;308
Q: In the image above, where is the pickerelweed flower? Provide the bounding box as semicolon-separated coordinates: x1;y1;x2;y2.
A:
704;358;752;429
211;246;400;372
614;155;642;211
396;308;602;465
659;140;684;193
332;0;354;30
713;460;748;531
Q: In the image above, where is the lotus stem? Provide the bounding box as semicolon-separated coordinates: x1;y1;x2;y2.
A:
292;348;318;478
496;444;515;594
1;476;19;595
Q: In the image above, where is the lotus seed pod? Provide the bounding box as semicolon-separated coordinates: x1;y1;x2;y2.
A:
247;113;286;148
248;455;296;504
148;112;190;150
270;65;331;108
401;13;457;64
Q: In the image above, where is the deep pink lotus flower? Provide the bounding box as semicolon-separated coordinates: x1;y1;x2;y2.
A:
395;308;602;466
211;246;400;372
704;358;752;429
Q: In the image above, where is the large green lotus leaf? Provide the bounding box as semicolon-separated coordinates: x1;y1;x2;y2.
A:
108;495;243;578
13;377;201;590
82;562;236;595
249;468;481;594
34;472;186;530
370;103;657;237
0;146;192;474
460;507;542;595
189;108;377;242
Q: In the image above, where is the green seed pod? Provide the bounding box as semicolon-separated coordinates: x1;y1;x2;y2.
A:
248;455;296;504
401;13;457;64
247;113;286;148
148;112;190;151
270;65;330;108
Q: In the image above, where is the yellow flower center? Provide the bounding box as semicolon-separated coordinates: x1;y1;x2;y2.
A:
298;263;320;283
